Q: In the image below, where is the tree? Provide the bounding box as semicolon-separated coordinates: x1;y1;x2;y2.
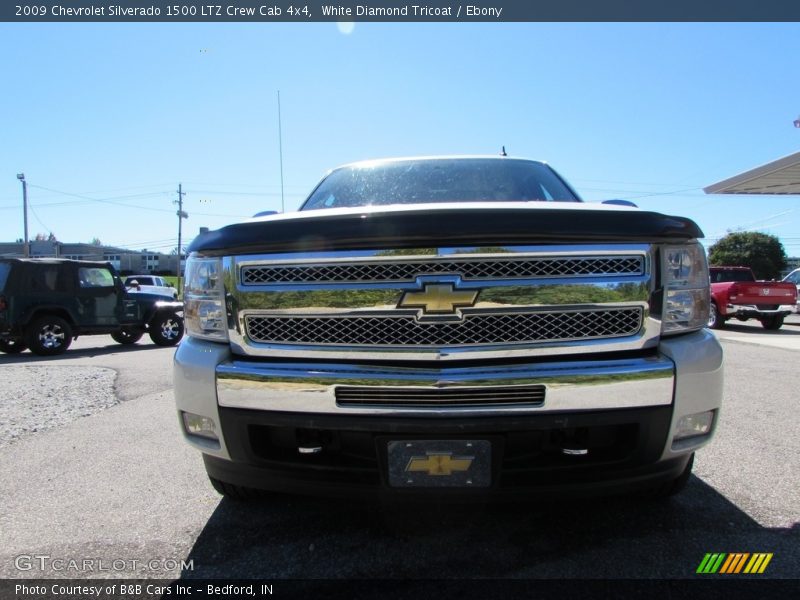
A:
90;237;102;246
708;231;787;280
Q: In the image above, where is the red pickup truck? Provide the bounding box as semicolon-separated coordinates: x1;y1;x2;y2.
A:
708;266;797;330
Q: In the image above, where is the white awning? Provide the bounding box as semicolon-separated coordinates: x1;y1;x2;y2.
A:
704;151;800;195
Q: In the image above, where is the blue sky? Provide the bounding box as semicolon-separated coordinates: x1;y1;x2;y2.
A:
1;22;799;256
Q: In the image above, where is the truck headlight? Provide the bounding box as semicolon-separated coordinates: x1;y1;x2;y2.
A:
661;243;710;335
184;255;228;342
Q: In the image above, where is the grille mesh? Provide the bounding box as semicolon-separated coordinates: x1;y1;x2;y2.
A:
241;256;644;284
244;308;643;347
335;385;546;408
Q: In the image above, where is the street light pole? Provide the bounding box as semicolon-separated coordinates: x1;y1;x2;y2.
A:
278;90;285;213
16;173;29;257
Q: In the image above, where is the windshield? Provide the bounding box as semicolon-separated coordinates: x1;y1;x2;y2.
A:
711;269;755;283
301;158;580;211
126;276;154;286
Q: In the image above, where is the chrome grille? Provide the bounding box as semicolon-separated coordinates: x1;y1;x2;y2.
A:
241;256;644;284
244;307;643;347
335;385;546;408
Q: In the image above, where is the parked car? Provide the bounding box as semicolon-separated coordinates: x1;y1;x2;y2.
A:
708;266;797;329
124;275;178;299
781;268;800;313
0;258;184;355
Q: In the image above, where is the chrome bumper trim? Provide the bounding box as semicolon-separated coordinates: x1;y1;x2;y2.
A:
725;304;792;315
216;356;675;416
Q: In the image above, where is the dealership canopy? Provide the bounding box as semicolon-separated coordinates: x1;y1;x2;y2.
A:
704;151;800;195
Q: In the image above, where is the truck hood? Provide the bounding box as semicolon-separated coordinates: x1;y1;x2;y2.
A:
189;202;704;255
124;290;179;305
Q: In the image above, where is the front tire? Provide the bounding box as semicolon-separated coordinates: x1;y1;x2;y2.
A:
111;329;144;345
149;312;184;346
645;453;694;500
25;315;73;356
0;339;27;354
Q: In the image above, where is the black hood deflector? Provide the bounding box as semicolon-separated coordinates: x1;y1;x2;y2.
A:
189;206;704;255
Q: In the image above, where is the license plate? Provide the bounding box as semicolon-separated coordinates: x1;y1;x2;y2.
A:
387;440;491;488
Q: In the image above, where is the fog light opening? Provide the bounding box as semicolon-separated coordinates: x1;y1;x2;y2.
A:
554;427;590;457
673;410;715;442
296;428;331;456
182;412;219;441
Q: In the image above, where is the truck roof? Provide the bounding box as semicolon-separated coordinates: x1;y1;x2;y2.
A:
0;257;112;268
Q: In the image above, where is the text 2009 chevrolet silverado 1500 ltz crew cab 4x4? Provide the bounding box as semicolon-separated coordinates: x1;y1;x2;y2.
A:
174;156;723;501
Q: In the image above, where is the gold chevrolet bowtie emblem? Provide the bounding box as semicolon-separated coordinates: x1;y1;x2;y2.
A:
398;284;478;314
406;453;474;476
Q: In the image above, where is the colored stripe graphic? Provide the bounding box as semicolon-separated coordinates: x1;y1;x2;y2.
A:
720;553;749;574
697;553;773;574
697;553;726;574
718;554;734;574
744;553;773;574
719;554;735;573
696;554;713;573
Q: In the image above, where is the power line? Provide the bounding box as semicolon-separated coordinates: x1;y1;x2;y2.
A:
0;191;171;210
618;185;704;200
26;184;176;213
104;237;179;249
182;181;307;190
26;199;52;234
580;186;707;197
18;184;258;218
571;177;708;187
189;189;290;197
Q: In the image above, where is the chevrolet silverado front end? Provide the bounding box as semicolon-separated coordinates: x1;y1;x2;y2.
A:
174;157;723;500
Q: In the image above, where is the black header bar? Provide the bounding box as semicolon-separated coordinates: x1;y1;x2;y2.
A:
4;1;800;22
2;579;796;600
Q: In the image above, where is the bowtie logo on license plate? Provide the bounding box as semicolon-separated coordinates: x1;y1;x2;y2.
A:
405;453;474;476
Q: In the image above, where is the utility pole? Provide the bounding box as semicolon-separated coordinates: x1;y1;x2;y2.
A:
175;184;188;296
16;173;29;257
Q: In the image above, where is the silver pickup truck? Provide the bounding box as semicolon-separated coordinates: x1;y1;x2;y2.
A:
174;156;723;501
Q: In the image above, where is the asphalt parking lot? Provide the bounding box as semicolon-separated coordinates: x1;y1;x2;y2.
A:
1;320;798;582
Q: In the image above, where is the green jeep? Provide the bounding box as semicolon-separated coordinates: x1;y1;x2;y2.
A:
0;258;184;356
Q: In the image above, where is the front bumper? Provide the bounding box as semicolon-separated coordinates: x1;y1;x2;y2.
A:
174;329;723;497
203;407;692;500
